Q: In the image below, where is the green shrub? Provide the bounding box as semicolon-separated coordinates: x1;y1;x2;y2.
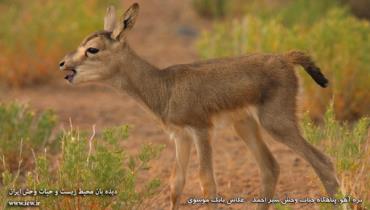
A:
197;8;370;120
275;0;341;27
301;103;370;208
0;103;164;209
0;102;56;172
1;124;164;210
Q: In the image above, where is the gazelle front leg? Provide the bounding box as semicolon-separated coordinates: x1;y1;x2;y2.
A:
191;127;218;200
170;129;192;210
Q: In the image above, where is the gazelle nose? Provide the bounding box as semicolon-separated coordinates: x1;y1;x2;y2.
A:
59;61;65;70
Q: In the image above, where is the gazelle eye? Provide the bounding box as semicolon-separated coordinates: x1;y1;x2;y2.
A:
86;47;99;54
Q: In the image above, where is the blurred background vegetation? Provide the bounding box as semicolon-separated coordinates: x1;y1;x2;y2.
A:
194;0;370;121
0;0;118;86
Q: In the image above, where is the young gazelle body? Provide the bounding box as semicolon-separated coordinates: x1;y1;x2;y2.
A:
59;4;340;210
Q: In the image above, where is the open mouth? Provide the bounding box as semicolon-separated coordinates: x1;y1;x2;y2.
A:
64;69;77;82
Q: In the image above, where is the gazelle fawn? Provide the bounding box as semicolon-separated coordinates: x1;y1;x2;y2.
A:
59;3;340;210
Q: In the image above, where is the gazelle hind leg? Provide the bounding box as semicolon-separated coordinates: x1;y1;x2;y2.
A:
259;110;340;197
233;114;279;210
169;129;192;210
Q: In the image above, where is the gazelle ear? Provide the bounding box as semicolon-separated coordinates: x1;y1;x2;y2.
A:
111;3;140;40
104;5;117;32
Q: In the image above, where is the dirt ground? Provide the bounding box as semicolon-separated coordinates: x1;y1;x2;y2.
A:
0;0;332;209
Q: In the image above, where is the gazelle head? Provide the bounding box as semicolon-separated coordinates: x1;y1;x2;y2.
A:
59;3;140;84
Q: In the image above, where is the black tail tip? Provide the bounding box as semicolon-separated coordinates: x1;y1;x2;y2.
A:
314;72;329;88
319;78;329;88
308;67;329;88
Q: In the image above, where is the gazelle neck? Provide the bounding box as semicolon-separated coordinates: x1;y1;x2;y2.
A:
108;44;169;119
